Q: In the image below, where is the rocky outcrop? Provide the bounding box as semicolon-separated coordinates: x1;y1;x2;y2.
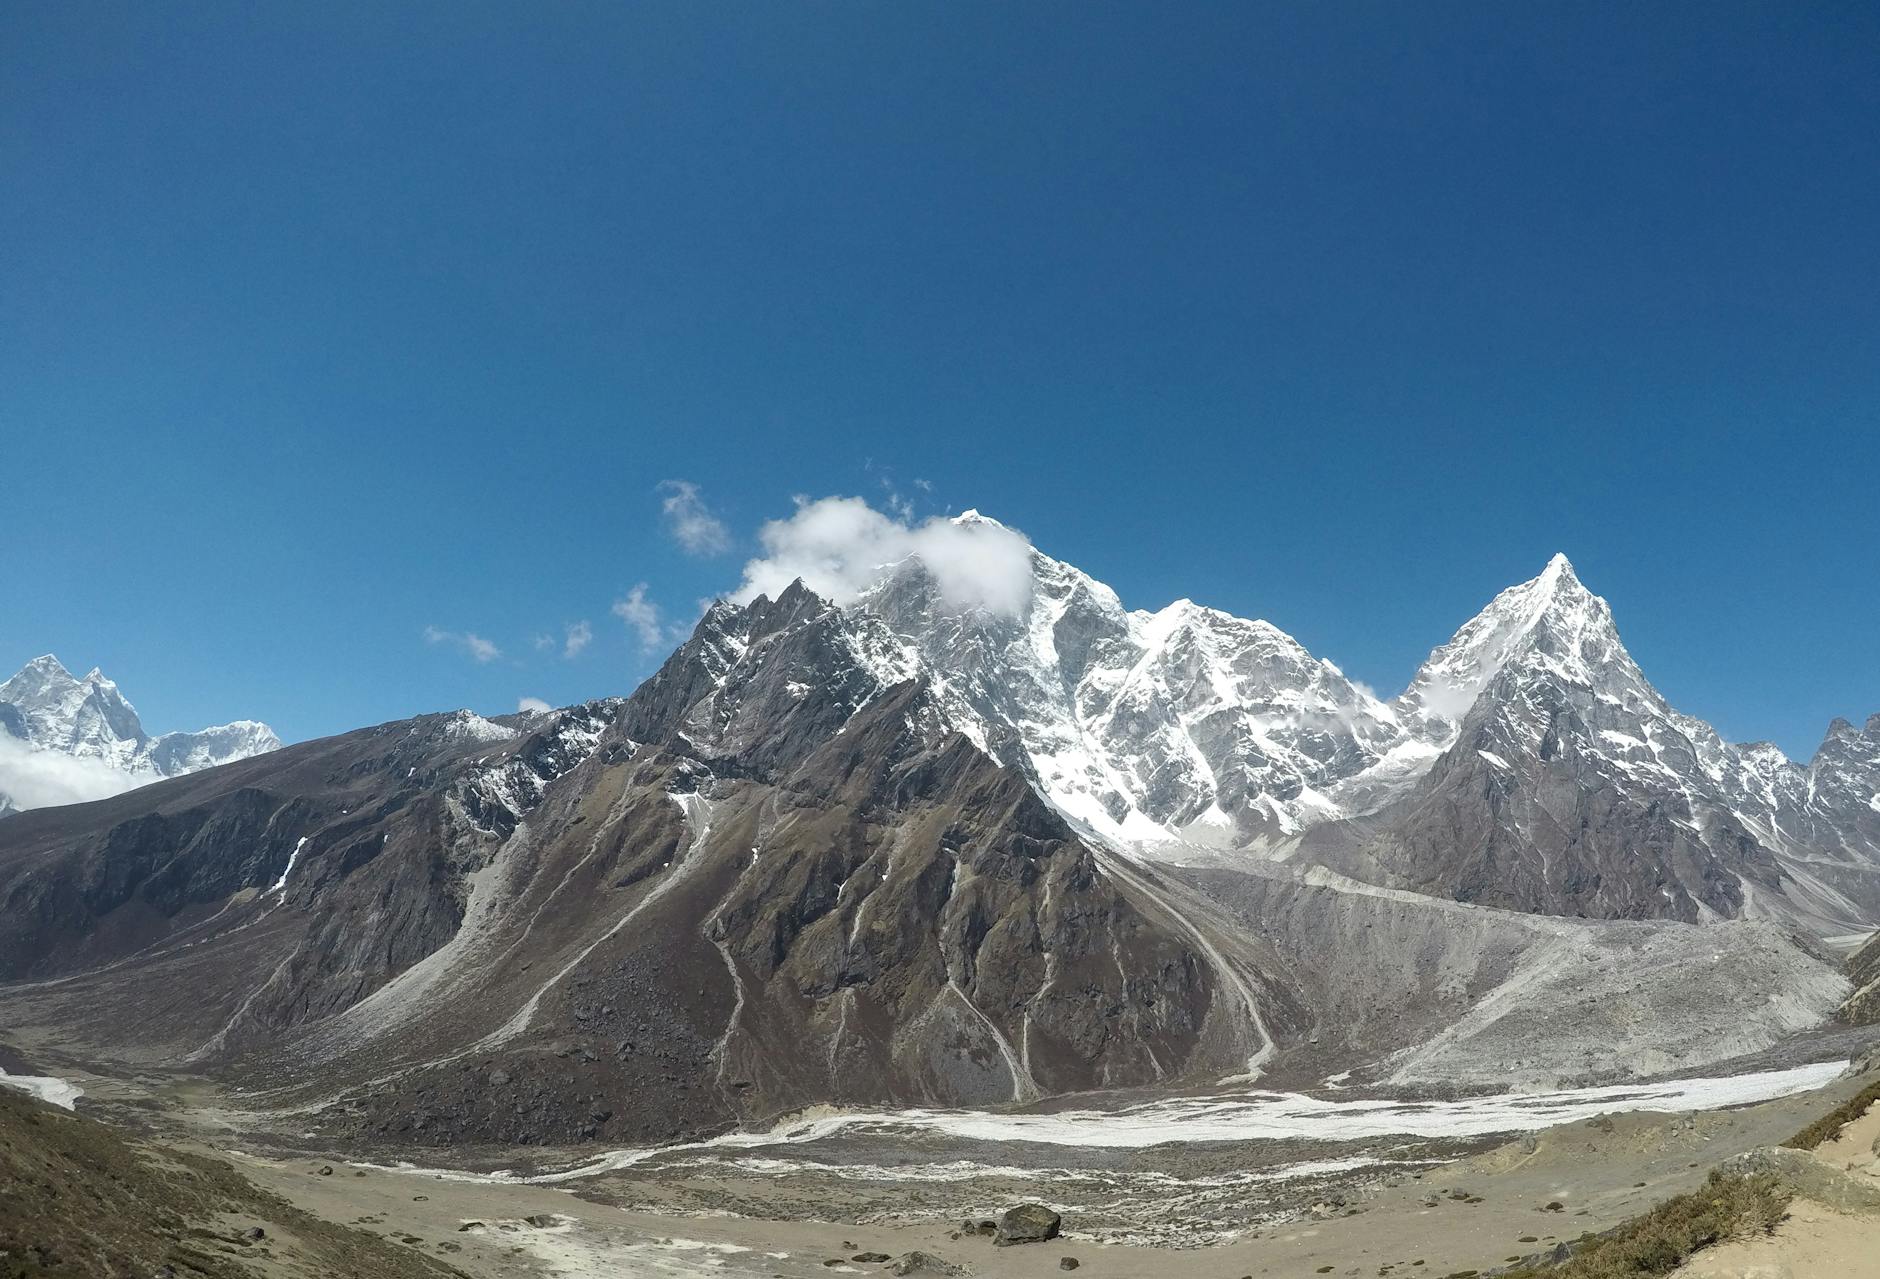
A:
1721;1146;1880;1213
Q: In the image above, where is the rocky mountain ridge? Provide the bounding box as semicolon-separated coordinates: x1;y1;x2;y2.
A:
843;519;1880;930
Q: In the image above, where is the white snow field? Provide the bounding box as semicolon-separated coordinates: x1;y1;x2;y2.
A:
0;1066;83;1109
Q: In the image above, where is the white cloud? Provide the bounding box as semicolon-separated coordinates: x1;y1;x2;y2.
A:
0;737;143;811
733;497;1034;616
517;696;553;714
612;583;665;652
563;619;593;659
659;480;732;557
880;477;915;522
424;626;501;663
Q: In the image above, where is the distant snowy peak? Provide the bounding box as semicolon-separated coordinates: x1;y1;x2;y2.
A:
0;654;147;763
143;719;282;774
0;654;282;813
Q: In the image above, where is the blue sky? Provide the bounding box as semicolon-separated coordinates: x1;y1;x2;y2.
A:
4;3;1876;759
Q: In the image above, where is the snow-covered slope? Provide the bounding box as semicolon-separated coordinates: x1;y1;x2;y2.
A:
0;655;281;812
853;515;1408;848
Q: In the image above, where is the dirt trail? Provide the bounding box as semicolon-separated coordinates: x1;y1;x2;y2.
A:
1815;1093;1880;1173
1674;1097;1880;1278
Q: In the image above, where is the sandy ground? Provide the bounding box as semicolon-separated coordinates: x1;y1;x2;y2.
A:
1675;1202;1880;1279
213;1077;1880;1279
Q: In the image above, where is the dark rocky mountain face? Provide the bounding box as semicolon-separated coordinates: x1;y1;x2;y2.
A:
0;584;1237;1147
1317;658;1790;922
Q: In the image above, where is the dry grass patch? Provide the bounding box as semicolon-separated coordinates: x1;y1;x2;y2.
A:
1496;1171;1790;1279
1782;1075;1880;1152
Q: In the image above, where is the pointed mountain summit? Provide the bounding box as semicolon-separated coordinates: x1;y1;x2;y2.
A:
1394;554;1653;745
0;654;148;754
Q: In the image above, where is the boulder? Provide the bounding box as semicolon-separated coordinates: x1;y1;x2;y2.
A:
887;1252;967;1276
993;1204;1061;1246
1722;1147;1880;1213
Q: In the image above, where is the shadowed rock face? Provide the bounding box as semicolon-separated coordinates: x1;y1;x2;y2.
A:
0;585;1227;1145
699;682;1212;1111
0;704;622;1053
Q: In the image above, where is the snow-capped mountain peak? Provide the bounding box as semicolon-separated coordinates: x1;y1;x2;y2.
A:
1393;553;1650;746
0;654;148;758
821;527;1880;929
0;655;281;813
849;534;1408;848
